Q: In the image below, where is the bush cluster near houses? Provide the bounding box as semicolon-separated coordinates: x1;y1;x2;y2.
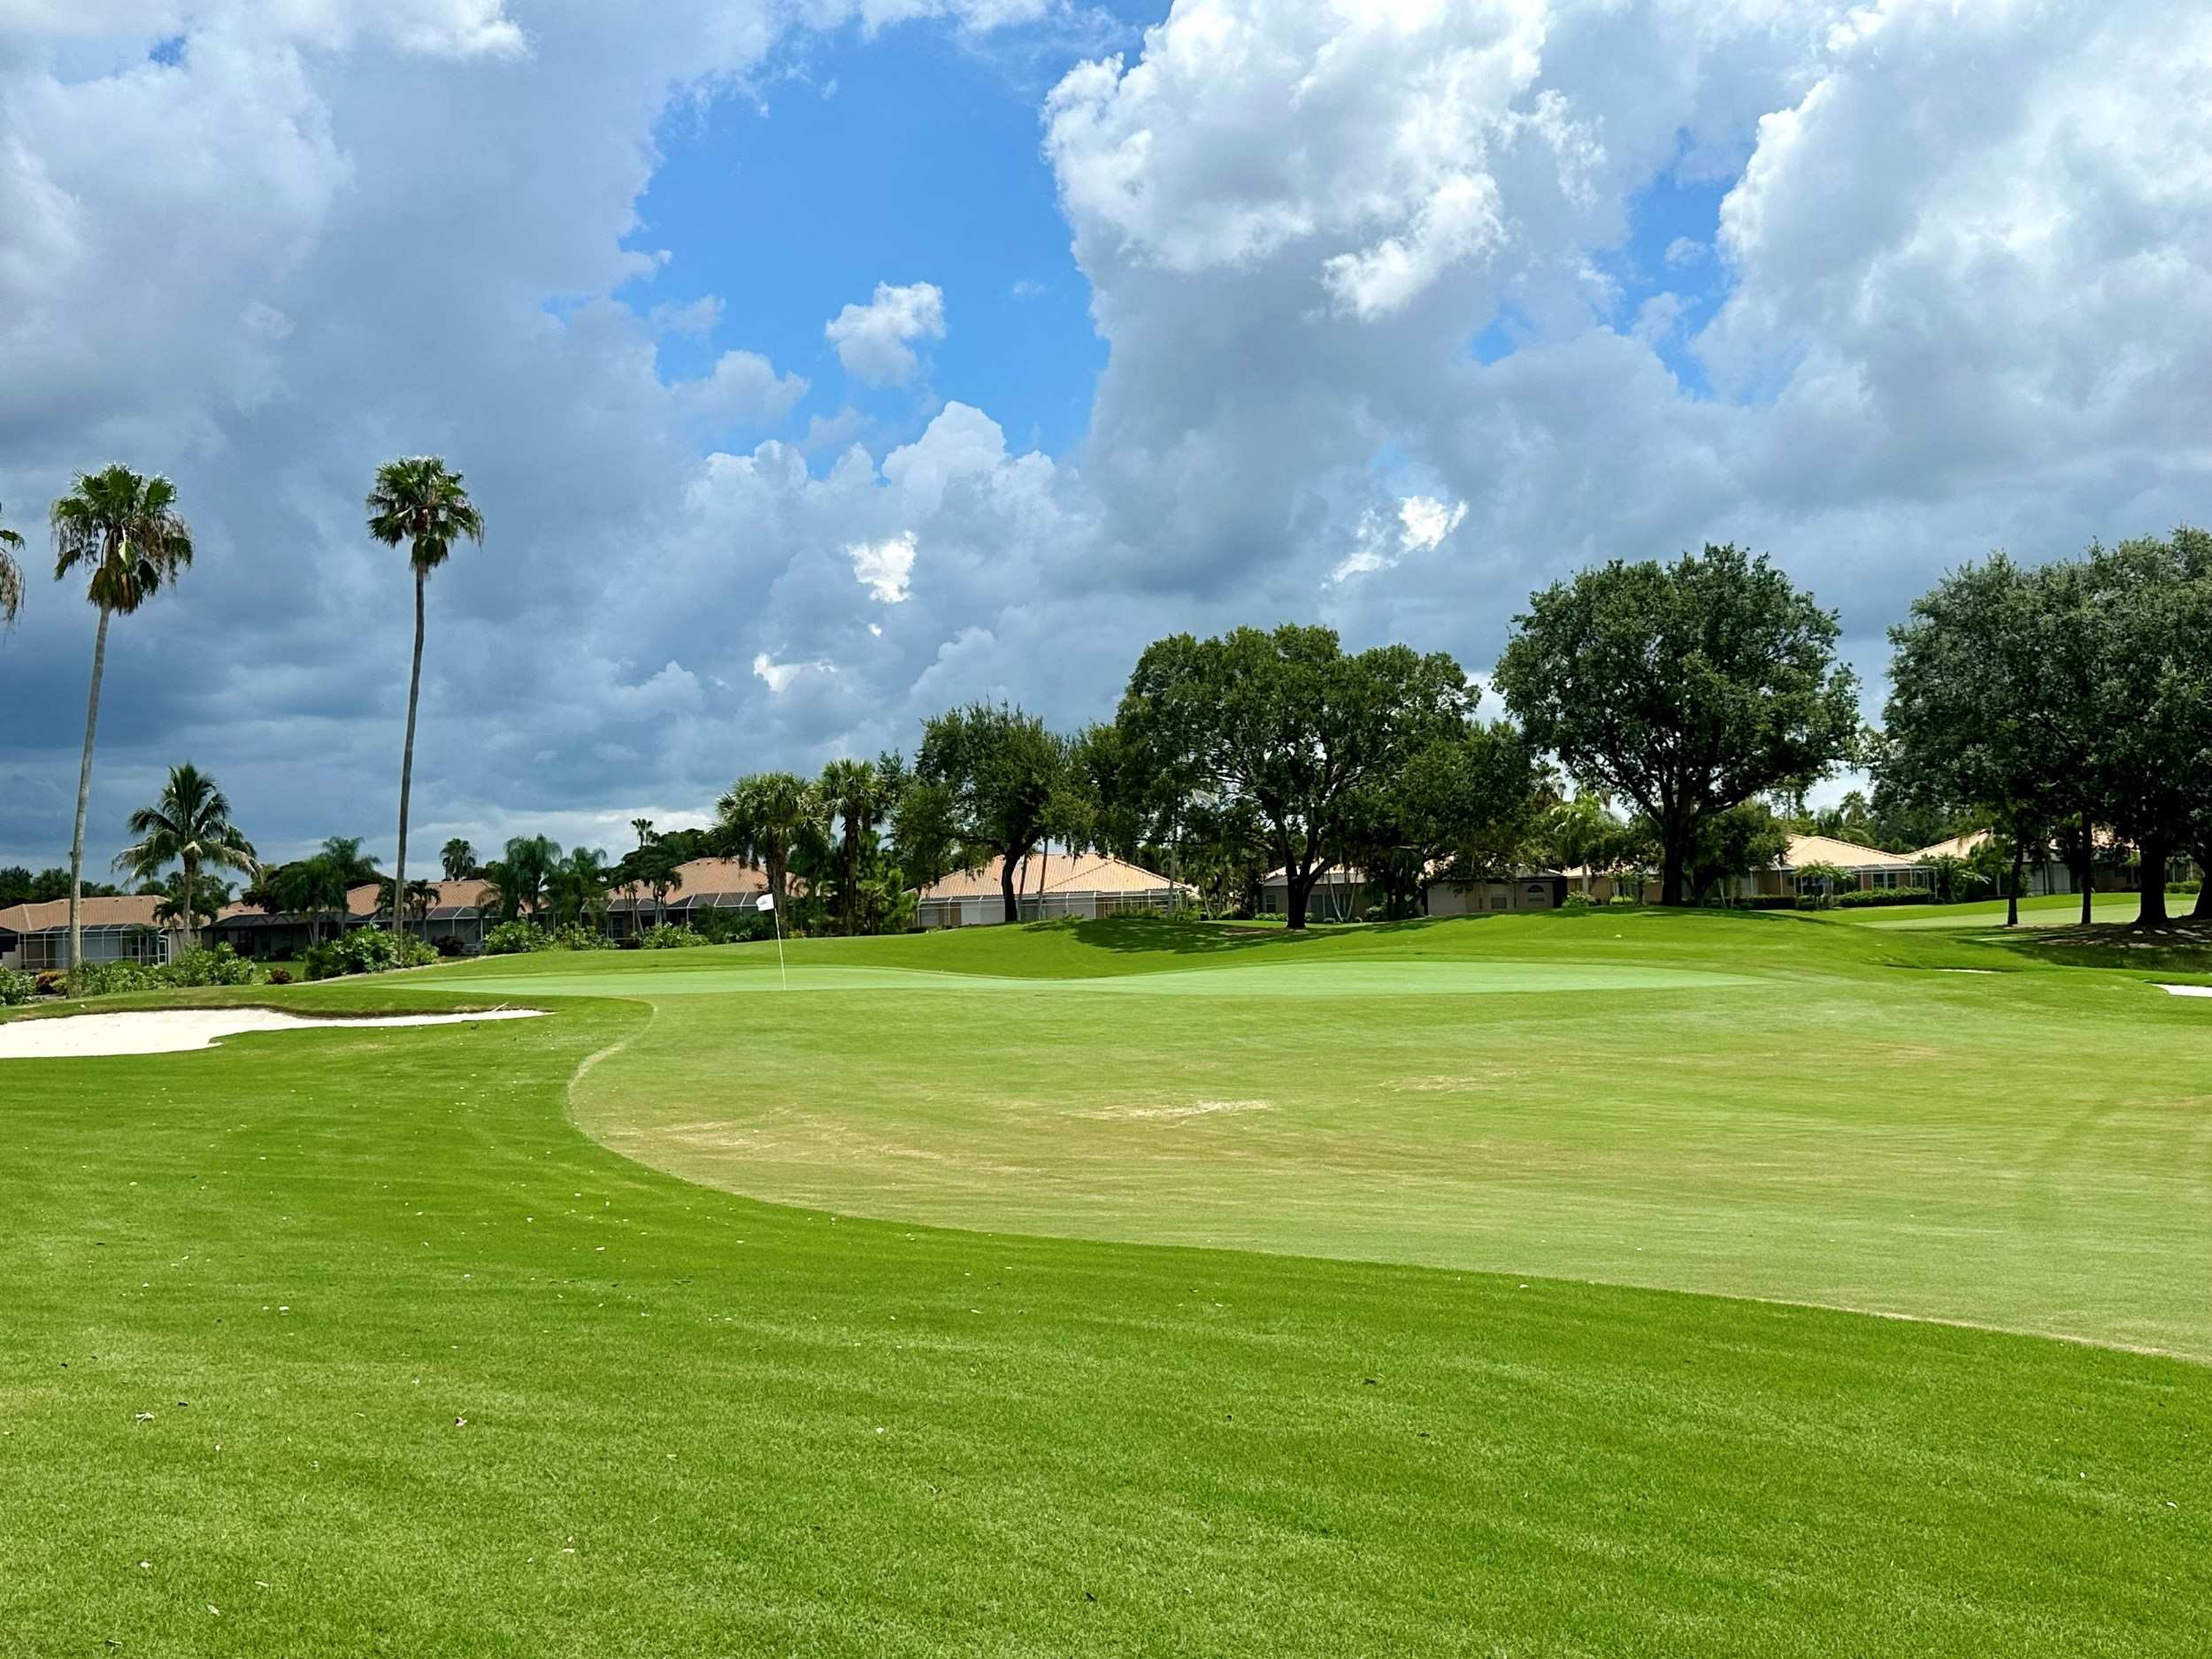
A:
49;944;262;998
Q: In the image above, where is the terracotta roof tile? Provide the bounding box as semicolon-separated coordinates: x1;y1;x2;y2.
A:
0;895;167;933
920;852;1186;902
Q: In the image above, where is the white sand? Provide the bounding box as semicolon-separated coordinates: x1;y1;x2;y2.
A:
0;1006;543;1059
2156;984;2212;999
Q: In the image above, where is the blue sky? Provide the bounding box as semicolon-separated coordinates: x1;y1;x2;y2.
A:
627;12;1148;458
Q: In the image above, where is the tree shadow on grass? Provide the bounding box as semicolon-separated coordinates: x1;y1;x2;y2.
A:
1976;917;2212;978
1041;915;1348;958
1045;907;1801;960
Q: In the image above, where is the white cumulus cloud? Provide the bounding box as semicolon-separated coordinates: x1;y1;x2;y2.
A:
1329;495;1467;584
824;280;945;385
849;531;918;604
752;652;836;695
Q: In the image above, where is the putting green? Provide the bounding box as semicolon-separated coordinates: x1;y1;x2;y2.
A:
413;916;2212;1359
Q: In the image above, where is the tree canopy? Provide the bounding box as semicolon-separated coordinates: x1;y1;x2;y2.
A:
914;703;1085;924
1495;544;1860;906
1883;529;2212;926
113;762;257;949
1111;624;1477;928
716;772;822;910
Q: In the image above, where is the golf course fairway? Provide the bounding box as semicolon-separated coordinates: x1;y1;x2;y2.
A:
3;910;2206;1655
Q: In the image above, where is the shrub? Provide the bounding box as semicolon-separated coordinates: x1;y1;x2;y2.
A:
67;959;158;996
266;967;295;986
548;923;614;951
0;967;35;1007
1559;894;1594;913
335;931;403;975
692;910;775;945
2174;879;2201;896
164;944;257;987
482;920;549;956
431;933;468;958
1831;887;1935;909
303;931;438;979
35;970;68;997
639;925;712;949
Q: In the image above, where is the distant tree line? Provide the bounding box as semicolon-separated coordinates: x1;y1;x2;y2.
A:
7;451;2201;939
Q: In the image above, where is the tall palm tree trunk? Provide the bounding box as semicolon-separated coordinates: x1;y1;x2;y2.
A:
393;567;426;939
844;829;860;935
182;849;201;953
68;603;112;972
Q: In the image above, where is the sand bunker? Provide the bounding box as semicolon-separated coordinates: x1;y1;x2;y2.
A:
0;1006;544;1059
2156;984;2212;999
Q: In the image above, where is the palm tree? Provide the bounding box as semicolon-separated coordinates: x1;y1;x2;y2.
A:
618;839;684;931
480;834;560;923
631;818;655;849
547;846;611;929
0;500;26;630
113;763;257;952
819;758;885;936
366;457;484;940
1541;795;1621;899
717;772;819;912
152;872;235;935
378;876;440;933
51;466;195;969
440;838;475;881
312;836;381;943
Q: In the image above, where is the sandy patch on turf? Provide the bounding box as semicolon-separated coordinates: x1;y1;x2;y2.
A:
2156;984;2212;998
0;1007;543;1058
1082;1099;1275;1120
1380;1071;1529;1093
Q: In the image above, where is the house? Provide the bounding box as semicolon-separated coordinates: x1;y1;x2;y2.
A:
1909;828;2195;895
1257;864;1569;919
1424;869;1570;915
601;857;780;937
1558;834;1932;904
916;852;1188;928
207;878;499;958
0;895;176;972
1256;866;1371;920
1908;830;2074;896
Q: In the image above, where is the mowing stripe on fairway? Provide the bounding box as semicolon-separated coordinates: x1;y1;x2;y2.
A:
420;958;1755;1000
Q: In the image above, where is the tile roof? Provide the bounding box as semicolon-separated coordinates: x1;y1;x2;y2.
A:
603;857;779;910
1910;831;1989;862
920;851;1186;902
0;895;167;934
1782;833;1920;870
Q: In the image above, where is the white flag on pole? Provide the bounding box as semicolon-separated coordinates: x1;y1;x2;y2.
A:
755;892;775;911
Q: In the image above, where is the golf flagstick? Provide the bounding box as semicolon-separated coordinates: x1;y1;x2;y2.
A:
756;890;785;989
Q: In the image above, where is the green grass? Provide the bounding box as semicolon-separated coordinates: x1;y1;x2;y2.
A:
1832;891;2181;929
4;913;2208;1654
441;915;2212;1357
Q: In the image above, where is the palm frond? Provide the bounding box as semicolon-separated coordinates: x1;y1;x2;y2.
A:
367;455;485;575
50;465;194;616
